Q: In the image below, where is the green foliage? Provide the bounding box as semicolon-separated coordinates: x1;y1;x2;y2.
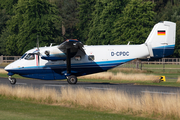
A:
0;0;18;15
0;9;10;35
6;0;62;55
55;0;79;40
0;29;9;55
0;1;17;51
86;0;128;45
112;0;156;45
77;0;96;43
154;1;180;57
0;6;12;55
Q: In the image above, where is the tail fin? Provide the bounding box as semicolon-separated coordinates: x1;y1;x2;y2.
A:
145;21;176;59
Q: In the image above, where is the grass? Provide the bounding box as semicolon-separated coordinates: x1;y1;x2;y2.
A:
0;85;180;119
0;63;9;67
78;79;180;87
78;72;159;82
0;96;152;120
142;64;180;69
121;63;180;74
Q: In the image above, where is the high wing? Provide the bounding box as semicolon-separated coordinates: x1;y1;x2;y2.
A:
41;39;85;61
58;39;85;57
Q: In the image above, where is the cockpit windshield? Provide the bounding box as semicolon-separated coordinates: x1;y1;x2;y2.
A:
21;53;27;59
25;53;35;60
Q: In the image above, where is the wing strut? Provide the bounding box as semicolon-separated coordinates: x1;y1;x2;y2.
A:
66;48;71;75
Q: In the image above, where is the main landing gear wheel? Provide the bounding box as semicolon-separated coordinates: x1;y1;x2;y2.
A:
67;75;77;84
8;76;16;85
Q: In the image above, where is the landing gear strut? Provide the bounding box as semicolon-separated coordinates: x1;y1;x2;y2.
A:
8;76;16;85
65;48;78;84
67;75;77;84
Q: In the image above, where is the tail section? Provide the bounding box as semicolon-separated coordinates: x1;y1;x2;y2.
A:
145;21;176;59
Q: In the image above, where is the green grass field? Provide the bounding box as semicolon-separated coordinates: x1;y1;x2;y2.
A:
141;64;180;82
118;63;180;78
0;96;153;120
141;64;180;73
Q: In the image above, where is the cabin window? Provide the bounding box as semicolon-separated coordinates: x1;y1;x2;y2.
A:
88;55;94;61
74;55;81;61
25;53;35;60
21;53;27;59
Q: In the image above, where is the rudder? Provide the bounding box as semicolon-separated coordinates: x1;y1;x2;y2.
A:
145;21;176;59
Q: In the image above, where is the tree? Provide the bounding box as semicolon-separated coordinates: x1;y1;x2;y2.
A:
0;29;9;55
76;0;96;43
154;1;180;57
0;9;10;36
6;0;62;55
54;0;79;40
0;0;18;15
0;0;17;55
112;0;156;45
86;0;128;45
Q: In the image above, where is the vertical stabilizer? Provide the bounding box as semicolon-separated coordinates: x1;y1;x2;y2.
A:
145;21;176;59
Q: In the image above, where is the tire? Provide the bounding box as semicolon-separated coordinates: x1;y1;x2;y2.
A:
67;75;77;84
10;78;16;85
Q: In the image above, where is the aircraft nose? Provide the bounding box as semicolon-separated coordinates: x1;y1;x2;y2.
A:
4;64;12;71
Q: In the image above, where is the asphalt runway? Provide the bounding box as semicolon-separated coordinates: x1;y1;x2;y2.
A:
0;77;180;95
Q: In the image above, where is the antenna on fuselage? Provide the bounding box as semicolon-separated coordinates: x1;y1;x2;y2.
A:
50;43;55;47
127;41;133;45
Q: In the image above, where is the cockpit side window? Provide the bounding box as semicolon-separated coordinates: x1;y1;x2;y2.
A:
21;53;27;59
25;53;35;60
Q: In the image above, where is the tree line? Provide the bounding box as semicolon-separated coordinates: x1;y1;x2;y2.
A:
0;0;180;57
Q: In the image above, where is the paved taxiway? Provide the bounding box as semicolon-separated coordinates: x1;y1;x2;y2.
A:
0;77;180;95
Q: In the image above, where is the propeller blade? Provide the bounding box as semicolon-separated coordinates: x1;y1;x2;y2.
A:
37;35;39;51
36;35;40;66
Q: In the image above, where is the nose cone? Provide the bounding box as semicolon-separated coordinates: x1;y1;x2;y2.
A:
4;64;15;76
4;64;12;71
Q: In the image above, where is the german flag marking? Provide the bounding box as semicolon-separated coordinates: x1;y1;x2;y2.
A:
158;30;166;35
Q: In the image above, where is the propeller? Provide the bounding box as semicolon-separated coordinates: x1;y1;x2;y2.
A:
37;35;39;51
36;35;40;66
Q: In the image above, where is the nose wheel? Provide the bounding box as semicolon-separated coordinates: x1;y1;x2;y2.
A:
8;76;16;85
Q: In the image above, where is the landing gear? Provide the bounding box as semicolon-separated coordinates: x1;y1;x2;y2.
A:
67;75;77;84
8;76;16;85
